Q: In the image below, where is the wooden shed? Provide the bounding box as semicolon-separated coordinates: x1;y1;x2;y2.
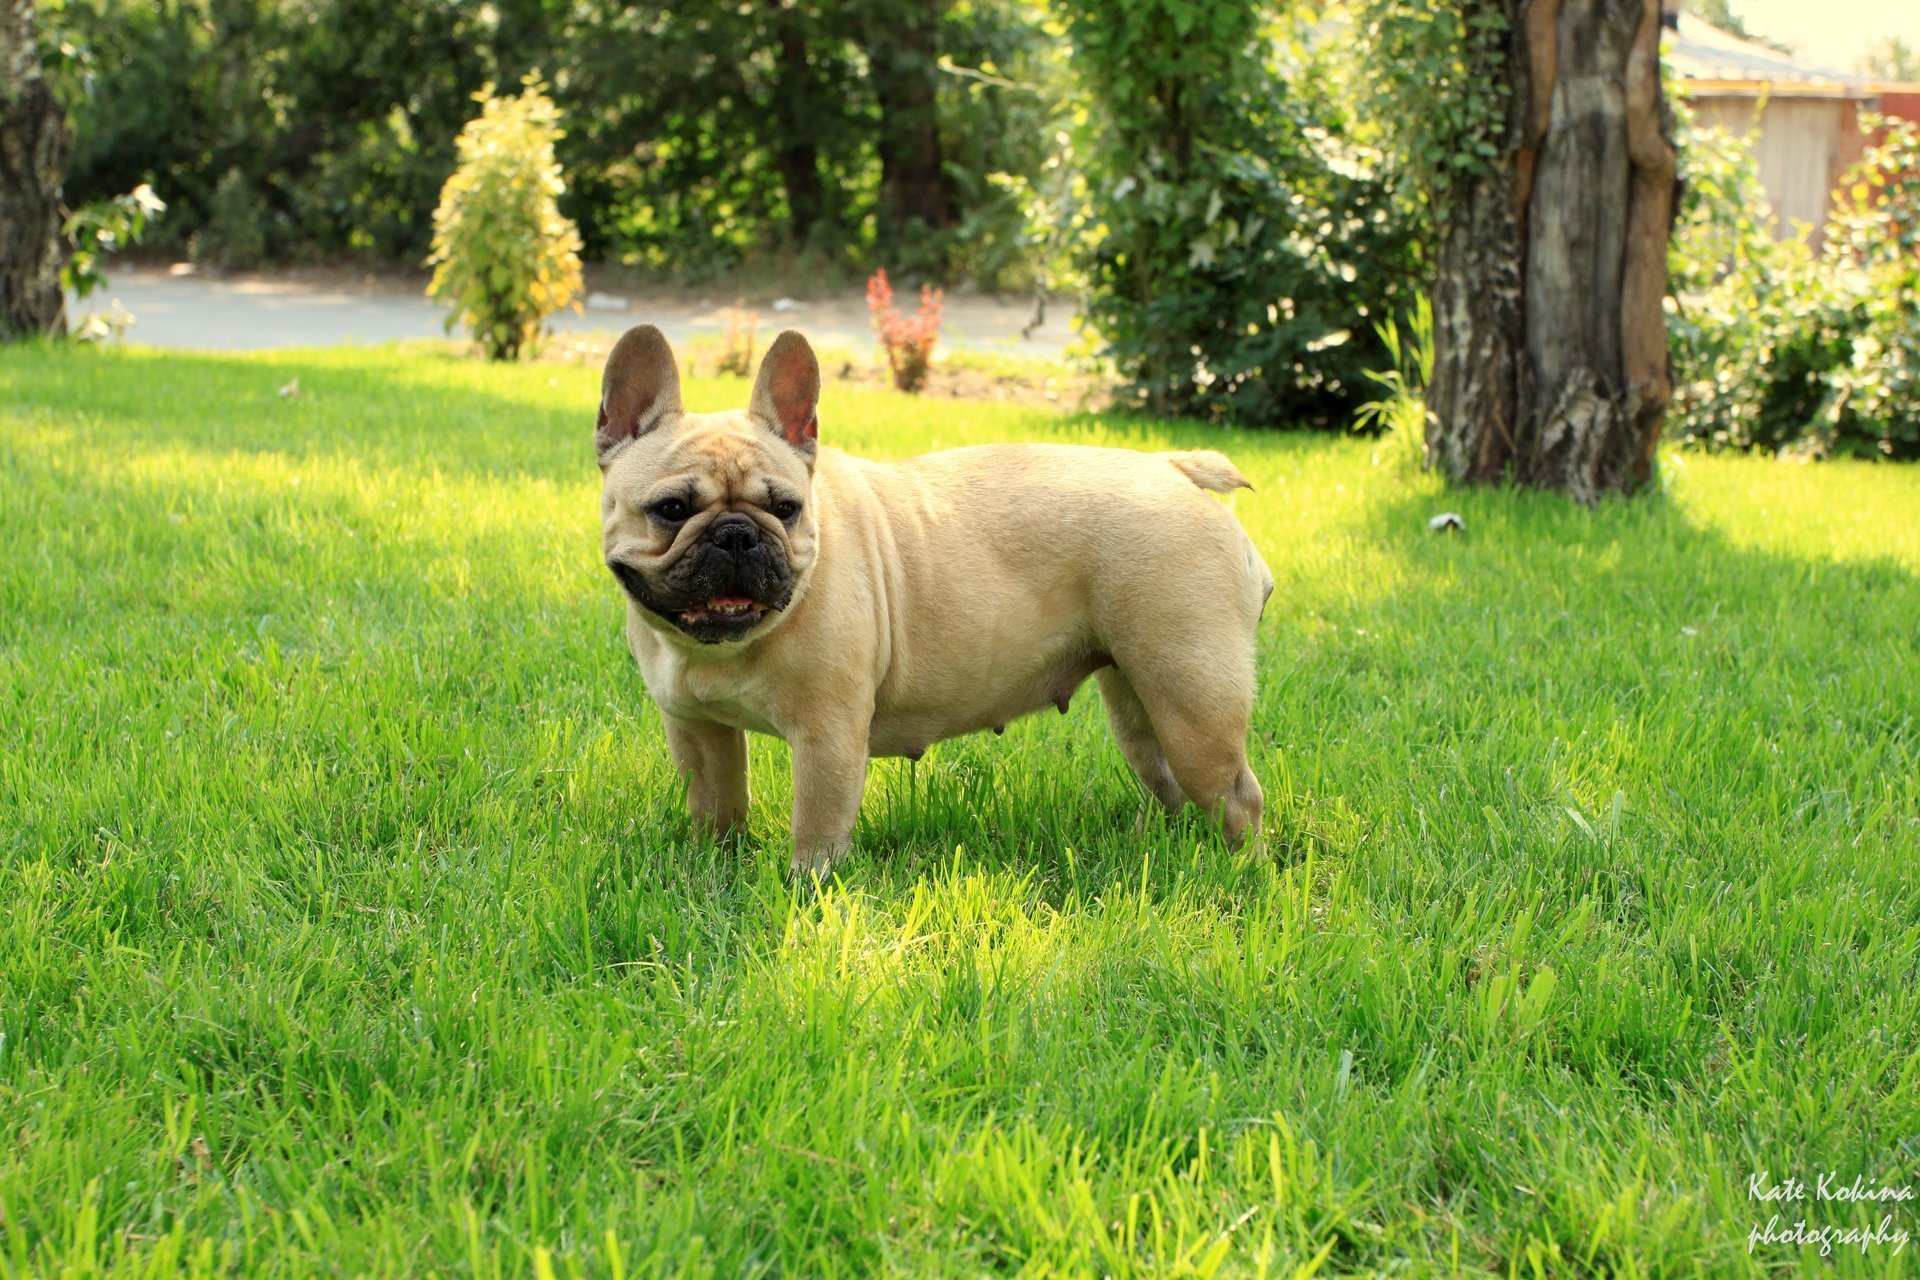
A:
1668;13;1877;248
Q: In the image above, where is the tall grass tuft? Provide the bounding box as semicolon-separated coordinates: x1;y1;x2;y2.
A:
1353;293;1434;472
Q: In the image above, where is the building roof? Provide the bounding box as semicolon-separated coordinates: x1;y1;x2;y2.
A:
1668;13;1871;96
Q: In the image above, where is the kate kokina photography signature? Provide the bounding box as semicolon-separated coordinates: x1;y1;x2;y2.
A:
1748;1171;1914;1256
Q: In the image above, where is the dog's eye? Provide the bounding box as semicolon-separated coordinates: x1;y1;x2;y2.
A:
772;499;801;521
650;497;691;523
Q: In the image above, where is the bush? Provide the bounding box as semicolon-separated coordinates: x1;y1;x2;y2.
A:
1823;120;1920;458
1664;100;1853;454
426;80;584;362
867;269;944;393
1668;110;1920;459
1056;0;1422;429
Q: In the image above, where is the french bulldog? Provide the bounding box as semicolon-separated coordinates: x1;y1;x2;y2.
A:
596;324;1272;874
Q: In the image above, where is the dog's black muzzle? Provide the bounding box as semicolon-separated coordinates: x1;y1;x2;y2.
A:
609;524;796;644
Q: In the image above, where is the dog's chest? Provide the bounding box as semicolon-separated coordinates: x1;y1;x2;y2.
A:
632;641;782;736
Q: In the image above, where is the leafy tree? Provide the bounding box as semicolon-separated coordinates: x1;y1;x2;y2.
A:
1859;36;1920;83
1357;0;1678;500
1681;0;1790;52
931;0;1071;290
49;0;511;263
45;0;1070;284
554;2;873;269
854;0;957;251
1056;0;1420;427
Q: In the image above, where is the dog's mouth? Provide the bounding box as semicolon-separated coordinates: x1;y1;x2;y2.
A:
674;594;771;628
609;561;787;643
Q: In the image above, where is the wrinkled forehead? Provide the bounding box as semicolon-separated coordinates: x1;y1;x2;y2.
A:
605;411;790;494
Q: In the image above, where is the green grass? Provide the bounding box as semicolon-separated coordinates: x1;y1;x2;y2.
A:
2;342;1917;1278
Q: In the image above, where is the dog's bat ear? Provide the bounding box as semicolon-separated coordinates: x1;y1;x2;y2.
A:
749;330;820;458
597;324;683;461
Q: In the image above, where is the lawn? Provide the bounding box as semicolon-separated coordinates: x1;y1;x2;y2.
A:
2;342;1916;1278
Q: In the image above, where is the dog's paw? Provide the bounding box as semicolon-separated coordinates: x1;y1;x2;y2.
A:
788;842;848;880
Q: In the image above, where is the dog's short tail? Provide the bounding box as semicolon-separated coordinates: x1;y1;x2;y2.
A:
1161;450;1253;493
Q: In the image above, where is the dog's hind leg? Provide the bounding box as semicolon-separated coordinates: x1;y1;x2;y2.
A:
1121;649;1263;847
1096;666;1185;814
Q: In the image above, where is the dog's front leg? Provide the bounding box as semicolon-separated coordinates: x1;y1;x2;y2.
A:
664;714;749;837
787;715;871;877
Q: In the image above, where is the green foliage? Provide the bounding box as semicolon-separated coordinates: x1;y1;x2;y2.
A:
192;168;269;271
427;81;584;362
3;343;1917;1272
47;0;510;264
1057;0;1423;428
1823;119;1920;457
1353;293;1434;470
59;183;164;305
43;0;1068;286
925;1;1075;290
1859;35;1920;82
1668;109;1920;459
1681;0;1792;53
58;183;165;342
562;2;873;276
1665;105;1806;451
1348;0;1511;233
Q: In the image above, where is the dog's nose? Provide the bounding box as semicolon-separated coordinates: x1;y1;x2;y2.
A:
708;513;761;555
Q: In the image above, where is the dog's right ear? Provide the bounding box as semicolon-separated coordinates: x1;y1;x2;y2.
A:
597;325;683;463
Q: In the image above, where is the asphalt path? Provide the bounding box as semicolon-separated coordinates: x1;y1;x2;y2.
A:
77;269;1076;357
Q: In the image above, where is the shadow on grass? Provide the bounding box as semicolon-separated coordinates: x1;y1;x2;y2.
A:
2;343;599;485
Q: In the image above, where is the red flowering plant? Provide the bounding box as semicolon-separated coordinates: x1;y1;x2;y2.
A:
866;268;943;393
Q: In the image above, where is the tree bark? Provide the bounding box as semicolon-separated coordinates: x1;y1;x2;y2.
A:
1426;0;1677;502
860;0;954;241
0;0;70;339
768;2;826;244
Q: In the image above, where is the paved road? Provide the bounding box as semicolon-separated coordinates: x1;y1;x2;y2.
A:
80;269;1076;357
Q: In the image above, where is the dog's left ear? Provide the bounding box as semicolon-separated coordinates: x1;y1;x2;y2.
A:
749;330;820;459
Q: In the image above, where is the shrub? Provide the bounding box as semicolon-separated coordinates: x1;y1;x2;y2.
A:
1668;109;1920;459
1056;0;1422;429
426;80;584;362
1665;108;1821;452
867;269;944;393
1822;119;1920;459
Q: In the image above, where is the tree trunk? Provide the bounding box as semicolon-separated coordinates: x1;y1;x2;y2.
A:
769;2;826;244
1426;0;1677;502
0;0;69;339
861;0;954;242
